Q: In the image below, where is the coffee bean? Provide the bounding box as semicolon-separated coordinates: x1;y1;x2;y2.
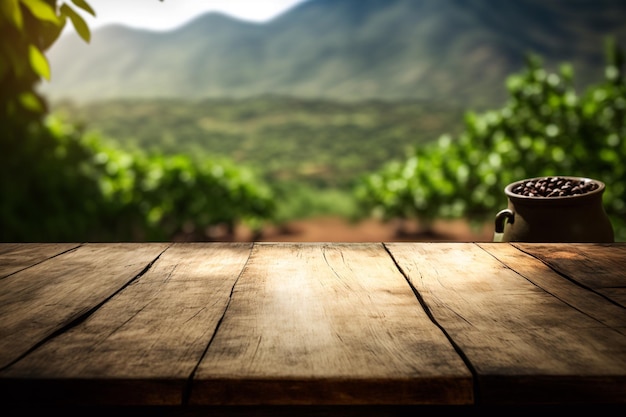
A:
511;177;599;197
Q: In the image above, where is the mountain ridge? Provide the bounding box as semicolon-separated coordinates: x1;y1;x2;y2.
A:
42;0;626;108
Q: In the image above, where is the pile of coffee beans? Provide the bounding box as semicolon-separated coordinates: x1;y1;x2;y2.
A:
510;176;599;197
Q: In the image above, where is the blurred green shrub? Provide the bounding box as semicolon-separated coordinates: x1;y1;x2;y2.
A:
355;39;626;240
0;1;275;242
0;115;276;242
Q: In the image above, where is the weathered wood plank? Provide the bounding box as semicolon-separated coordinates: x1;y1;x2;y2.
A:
0;242;252;406
0;243;169;370
0;243;80;279
513;243;626;307
386;242;626;405
479;243;626;334
189;243;473;406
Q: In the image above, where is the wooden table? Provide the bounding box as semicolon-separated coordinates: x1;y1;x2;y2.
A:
0;242;625;416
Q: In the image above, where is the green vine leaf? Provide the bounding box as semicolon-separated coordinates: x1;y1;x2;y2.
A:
60;3;90;43
28;43;50;80
71;0;95;17
18;91;44;112
20;0;60;25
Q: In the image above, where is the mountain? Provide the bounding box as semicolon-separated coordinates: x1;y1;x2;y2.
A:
41;0;626;107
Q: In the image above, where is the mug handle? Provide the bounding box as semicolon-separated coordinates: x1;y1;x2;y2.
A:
493;209;514;242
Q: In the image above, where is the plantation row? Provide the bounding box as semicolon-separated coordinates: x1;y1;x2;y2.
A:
1;1;624;241
4;43;626;241
355;41;626;241
52;96;465;189
1;116;275;241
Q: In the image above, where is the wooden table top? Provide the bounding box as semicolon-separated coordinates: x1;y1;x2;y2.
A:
0;242;625;414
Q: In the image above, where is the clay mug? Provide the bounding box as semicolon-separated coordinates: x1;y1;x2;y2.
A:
494;176;614;242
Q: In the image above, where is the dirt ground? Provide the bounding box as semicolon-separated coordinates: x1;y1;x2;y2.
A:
230;216;495;242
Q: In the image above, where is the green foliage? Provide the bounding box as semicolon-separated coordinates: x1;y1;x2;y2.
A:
130;152;276;240
270;181;358;224
355;39;626;240
1;117;101;241
0;0;276;242
1;0;92;126
0;115;276;242
52;97;464;189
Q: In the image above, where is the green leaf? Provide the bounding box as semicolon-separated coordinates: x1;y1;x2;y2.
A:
0;0;23;29
28;43;51;80
60;3;90;43
71;0;95;17
20;0;60;24
18;92;44;112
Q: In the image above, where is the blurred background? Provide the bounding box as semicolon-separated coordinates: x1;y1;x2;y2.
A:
2;0;625;242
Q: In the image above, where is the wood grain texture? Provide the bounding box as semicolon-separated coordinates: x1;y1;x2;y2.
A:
479;243;626;334
0;243;80;279
386;242;626;405
0;243;252;406
513;243;626;307
1;242;624;409
0;243;169;370
189;243;473;406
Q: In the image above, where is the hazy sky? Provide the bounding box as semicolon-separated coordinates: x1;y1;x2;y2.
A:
71;0;308;33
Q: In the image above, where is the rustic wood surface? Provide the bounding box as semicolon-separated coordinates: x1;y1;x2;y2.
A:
514;243;626;307
386;242;626;405
189;243;472;405
481;243;626;332
0;243;251;406
0;242;624;411
0;243;170;370
0;243;79;279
